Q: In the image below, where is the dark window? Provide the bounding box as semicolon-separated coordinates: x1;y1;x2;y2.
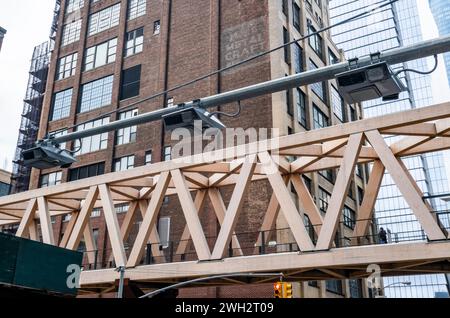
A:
349;279;363;298
331;85;346;122
326;280;343;295
329;49;339;65
350;107;357;121
319;169;334;183
348;181;355;200
308;281;318;288
313;104;328;129
293;43;303;74
309;60;326;101
282;0;289;16
343;206;356;230
296;88;307;128
288;126;294;135
293;2;301;32
318;187;330;213
358;187;364;206
286;90;294;116
0;182;10;196
303;175;312;194
120;65;141;100
69;162;105;181
283;27;290;64
308;23;322;58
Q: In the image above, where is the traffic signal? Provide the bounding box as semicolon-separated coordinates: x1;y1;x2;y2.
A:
284;283;293;298
274;282;283;298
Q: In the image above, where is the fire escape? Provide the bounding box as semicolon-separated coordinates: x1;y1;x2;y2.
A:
9;0;61;194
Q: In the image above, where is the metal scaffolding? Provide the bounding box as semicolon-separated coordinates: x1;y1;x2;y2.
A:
9;0;61;194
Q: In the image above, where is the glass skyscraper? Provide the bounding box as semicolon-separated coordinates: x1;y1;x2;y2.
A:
429;0;450;87
330;0;450;298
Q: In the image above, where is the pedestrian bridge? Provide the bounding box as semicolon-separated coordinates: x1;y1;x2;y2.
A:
1;102;450;294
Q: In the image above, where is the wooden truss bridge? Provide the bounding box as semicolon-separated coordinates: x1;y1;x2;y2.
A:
1;102;450;293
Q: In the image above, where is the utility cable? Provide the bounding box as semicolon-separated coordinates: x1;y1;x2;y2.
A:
51;0;399;138
394;54;438;76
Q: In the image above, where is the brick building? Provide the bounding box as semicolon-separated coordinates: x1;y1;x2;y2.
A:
29;0;368;298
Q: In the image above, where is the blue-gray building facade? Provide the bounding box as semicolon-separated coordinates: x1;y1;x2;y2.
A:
329;0;450;298
429;0;450;87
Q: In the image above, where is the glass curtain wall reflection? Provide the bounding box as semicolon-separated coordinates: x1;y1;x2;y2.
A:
330;0;450;298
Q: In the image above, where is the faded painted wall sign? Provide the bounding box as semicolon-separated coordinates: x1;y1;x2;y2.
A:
221;17;267;72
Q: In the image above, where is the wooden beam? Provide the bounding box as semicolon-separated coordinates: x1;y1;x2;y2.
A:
38;197;55;245
211;155;257;260
60;212;79;248
67;186;99;250
365;130;446;241
99;184;128;267
176;190;207;255
316;133;364;250
353;160;385;240
208;188;243;256
171;169;211;261
15;198;37;239
127;172;170;267
258;151;315;252
291;174;324;234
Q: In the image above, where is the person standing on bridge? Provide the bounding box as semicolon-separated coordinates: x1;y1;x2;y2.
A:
379;227;388;244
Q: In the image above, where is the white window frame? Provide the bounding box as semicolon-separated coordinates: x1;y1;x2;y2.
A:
61;20;82;46
84;38;117;71
88;3;121;36
116;109;138;145
57;52;78;80
74;117;110;155
114;155;135;172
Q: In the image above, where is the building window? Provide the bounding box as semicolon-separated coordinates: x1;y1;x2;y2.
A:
61;20;82;46
309;60;326;100
282;0;289;16
308;23;322;58
69;162;105;182
293;43;303;74
318;187;330;213
350;107;357;121
329;49;339;65
296;88;307;128
66;0;84;14
79;75;114;113
349;279;363;298
312;105;328;129
283;27;290;64
331;85;346;122
114;155;135;172
286;90;293;116
49;130;68;150
51;88;73;121
56;53;78;80
91;208;101;218
303;175;312;194
0;182;10;196
326;280;343;295
116;109;138;145
40;172;62;188
343;206;356;230
153;20;161;35
73;117;110;155
84;38;117;71
167;97;174;107
128;0;147;20
88;3;121;36
120;65;141;100
125;28;144;57
63;214;72;223
158;217;171;248
145;150;152;165
164;146;172;161
293;2;301;32
358;187;364;206
115;203;129;214
319;169;334;183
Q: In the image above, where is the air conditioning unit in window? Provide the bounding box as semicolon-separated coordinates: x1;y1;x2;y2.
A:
336;61;406;104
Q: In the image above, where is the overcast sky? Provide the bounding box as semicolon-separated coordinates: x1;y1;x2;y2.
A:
0;0;449;173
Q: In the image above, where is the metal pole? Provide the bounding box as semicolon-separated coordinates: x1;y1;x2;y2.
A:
48;35;450;145
117;266;125;299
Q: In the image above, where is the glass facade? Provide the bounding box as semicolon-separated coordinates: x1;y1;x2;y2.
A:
330;0;450;298
429;0;450;87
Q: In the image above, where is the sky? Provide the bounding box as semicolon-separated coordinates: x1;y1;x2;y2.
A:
0;0;449;173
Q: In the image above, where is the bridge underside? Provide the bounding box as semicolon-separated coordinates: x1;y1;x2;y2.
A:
79;241;450;294
2;102;450;294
